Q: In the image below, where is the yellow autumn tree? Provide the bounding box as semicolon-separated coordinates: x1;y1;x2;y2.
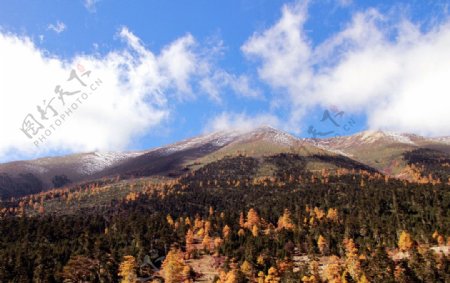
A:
309;260;320;282
301;275;318;282
252;225;259;237
217;269;239;283
323;255;342;283
257;271;265;283
182;265;193;283
194;217;203;230
202;233;212;252
224;270;238;283
313;207;325;220
265;266;280;283
161;247;188;283
239;212;245;228
246;208;261;229
257;254;265;266
186;229;195;255
214;237;223;256
223;225;231;239
317;235;327;254
326;208;338;222
343;238;361;280
166;214;174;226
398;230;414;251
437;235;445;246
277;208;294;231
240;260;253;278
118;255;137;283
204;221;212;235
358;274;369;283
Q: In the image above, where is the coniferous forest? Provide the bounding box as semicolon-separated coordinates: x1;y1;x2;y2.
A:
0;154;448;282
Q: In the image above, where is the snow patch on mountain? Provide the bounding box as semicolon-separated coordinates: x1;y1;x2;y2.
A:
358;130;416;145
78;152;144;175
23;163;49;174
162;131;241;155
431;136;450;145
160;126;299;155
236;126;298;146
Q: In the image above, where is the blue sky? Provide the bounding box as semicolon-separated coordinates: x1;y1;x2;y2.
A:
0;0;450;162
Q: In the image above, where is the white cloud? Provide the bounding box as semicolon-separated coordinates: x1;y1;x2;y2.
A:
242;2;450;136
200;70;261;102
47;21;66;34
0;27;215;161
84;0;99;13
337;0;352;7
205;112;280;133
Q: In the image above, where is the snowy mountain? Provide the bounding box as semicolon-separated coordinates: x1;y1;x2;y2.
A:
307;130;450;176
0;127;449;198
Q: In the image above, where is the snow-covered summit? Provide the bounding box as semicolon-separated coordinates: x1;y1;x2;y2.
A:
356;130;417;145
78;151;145;175
160;126;299;154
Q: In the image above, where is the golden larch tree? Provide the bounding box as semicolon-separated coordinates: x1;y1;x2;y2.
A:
343;238;361;281
118;255;137;283
240;260;253;278
398;230;414;251
326;208;338;222
223;225;231;239
186;229;195;255
317;235;327;254
265;266;280;283
323;255;342;283
277;208;294;231
246;208;260;229
161;247;189;283
239;212;245;228
252;225;259;237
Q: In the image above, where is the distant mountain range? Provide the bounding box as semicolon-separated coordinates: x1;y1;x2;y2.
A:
1;126;449;199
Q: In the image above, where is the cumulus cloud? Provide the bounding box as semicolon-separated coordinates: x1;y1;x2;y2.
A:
47;21;66;34
0;27;215;161
242;1;450;136
205;112;280;133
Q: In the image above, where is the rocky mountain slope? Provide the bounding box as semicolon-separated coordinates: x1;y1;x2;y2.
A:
308;130;450;178
0;127;449;198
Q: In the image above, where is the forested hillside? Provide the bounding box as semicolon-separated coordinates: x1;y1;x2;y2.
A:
0;154;448;282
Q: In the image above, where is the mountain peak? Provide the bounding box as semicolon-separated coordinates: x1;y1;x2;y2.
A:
356;130;417;145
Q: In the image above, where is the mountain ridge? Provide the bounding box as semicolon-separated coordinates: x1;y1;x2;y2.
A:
0;126;449;199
